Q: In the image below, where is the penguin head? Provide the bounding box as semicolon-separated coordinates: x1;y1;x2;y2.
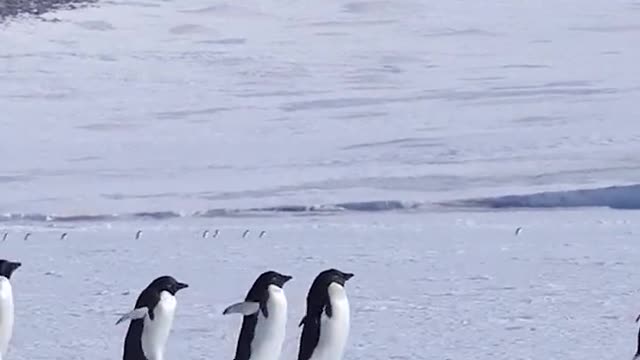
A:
318;268;354;287
148;275;189;295
243;270;292;302
257;270;293;289
0;260;21;279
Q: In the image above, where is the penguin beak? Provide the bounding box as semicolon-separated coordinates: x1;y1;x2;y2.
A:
176;282;189;291
11;262;21;271
282;275;293;284
343;272;354;281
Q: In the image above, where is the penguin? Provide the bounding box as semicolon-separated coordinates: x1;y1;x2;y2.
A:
634;313;640;359
135;230;143;240
223;271;293;360
297;269;354;360
116;276;189;360
0;259;21;359
242;230;250;238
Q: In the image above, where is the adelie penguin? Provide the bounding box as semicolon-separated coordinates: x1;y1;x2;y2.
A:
297;269;354;360
0;260;21;359
223;271;293;360
633;313;640;359
116;276;189;360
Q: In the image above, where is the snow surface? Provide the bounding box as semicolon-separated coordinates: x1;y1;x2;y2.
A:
3;212;640;360
1;0;639;217
1;0;640;359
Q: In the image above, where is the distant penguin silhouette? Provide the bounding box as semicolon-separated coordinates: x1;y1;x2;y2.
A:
60;233;68;240
1;233;7;242
259;231;266;238
297;269;354;360
212;229;220;238
135;230;143;240
202;230;209;239
223;271;292;360
242;230;250;238
23;233;31;241
515;227;523;236
0;260;21;359
116;276;189;360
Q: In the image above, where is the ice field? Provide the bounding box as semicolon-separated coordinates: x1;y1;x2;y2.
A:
1;0;640;359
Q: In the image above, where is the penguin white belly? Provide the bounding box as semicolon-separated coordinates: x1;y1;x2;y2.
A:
250;285;288;360
310;283;350;360
0;277;14;359
141;291;177;360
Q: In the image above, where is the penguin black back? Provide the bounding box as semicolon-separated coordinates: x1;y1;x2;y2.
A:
634;314;640;359
123;276;188;360
297;268;353;360
233;271;292;360
0;260;21;279
124;313;146;360
636;328;640;360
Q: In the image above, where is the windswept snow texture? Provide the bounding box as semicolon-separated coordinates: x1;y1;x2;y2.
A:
1;0;639;217
449;184;640;210
1;0;640;360
0;0;95;19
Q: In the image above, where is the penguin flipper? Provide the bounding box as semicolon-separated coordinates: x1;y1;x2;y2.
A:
115;307;149;325
222;301;260;316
